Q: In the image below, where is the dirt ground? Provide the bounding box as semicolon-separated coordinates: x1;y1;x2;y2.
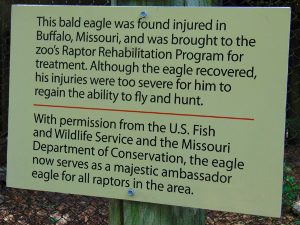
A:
0;147;299;225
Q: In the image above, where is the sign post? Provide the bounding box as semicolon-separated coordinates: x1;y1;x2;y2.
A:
110;2;211;225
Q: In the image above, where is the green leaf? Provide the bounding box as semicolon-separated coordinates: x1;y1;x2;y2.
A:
287;193;296;200
286;176;295;183
50;217;61;224
283;185;292;192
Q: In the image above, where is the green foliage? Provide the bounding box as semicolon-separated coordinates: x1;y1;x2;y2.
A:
49;217;61;224
49;212;63;224
283;164;300;211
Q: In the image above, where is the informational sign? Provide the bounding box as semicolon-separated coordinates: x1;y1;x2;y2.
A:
8;5;290;217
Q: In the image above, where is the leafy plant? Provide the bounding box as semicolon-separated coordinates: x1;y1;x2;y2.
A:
283;164;300;212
